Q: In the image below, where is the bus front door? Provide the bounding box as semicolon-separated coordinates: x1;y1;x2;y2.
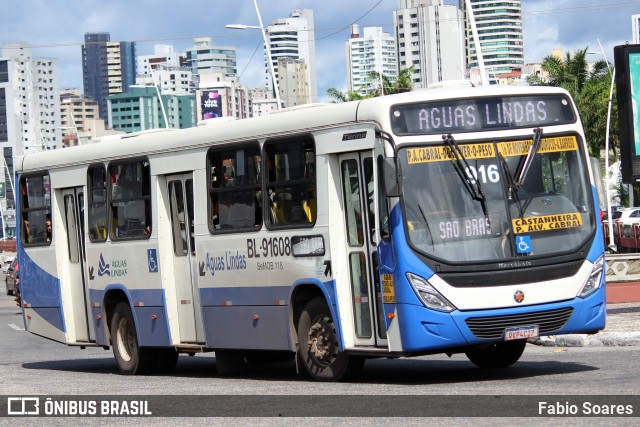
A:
339;152;388;348
61;187;93;343
166;174;204;343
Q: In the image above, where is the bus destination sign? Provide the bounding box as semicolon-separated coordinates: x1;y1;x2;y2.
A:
391;94;576;135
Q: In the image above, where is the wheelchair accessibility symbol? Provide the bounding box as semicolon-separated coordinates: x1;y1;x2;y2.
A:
148;249;159;273
516;236;532;254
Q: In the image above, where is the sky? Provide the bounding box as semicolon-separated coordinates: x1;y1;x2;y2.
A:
0;0;638;102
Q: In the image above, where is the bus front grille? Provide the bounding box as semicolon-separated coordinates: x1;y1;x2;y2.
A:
464;307;574;339
440;262;582;287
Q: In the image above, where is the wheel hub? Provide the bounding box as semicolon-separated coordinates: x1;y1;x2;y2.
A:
116;318;134;362
307;316;337;365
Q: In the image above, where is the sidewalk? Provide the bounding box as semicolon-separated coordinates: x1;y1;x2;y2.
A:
529;302;640;347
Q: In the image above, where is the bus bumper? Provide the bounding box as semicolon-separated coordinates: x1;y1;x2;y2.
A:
396;285;606;352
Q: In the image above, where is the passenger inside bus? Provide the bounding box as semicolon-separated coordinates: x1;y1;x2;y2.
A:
46;215;52;242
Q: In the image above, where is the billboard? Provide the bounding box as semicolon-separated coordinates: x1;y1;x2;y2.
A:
614;44;640;183
201;90;223;120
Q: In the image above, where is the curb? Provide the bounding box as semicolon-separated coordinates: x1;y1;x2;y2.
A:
528;331;640;347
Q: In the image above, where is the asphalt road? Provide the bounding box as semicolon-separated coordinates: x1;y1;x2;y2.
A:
1;290;639;425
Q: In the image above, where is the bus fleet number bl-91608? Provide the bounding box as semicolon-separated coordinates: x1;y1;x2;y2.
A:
247;237;292;258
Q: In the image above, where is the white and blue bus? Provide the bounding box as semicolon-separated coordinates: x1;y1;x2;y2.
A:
16;85;605;381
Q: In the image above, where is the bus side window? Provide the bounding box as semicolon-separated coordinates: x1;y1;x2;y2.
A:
108;160;151;240
208;143;262;232
20;174;52;246
88;164;108;242
265;136;316;228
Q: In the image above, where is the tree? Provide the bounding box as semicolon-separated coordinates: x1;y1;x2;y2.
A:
368;66;415;96
326;66;415;102
527;47;616;157
326;87;364;103
576;71;618;157
527;48;608;97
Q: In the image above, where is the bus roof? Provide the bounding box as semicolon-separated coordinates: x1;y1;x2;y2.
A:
17;85;572;173
17;100;360;172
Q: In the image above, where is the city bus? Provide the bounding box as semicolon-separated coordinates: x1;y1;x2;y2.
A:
16;85;606;381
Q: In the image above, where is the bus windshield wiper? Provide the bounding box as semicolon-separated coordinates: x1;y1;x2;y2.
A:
442;134;488;217
499;151;524;216
514;128;543;188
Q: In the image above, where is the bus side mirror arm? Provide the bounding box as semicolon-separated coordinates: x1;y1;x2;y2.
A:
376;129;400;197
383;157;401;197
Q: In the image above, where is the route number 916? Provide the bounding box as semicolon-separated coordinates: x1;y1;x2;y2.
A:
465;164;500;184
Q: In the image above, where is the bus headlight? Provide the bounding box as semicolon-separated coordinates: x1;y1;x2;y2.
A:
578;254;605;299
406;273;457;312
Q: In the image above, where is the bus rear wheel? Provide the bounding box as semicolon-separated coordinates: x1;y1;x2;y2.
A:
110;302;157;375
297;297;364;382
465;339;527;369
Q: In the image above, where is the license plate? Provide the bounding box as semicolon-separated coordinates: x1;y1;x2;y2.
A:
504;325;539;340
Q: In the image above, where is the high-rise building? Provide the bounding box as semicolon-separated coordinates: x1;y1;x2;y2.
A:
108;86;195;133
197;74;249;121
460;0;524;77
137;44;184;76
394;0;465;88
277;58;309;108
186;37;237;90
346;25;397;96
0;44;62;156
60;89;99;146
137;45;192;95
0;44;61;234
136;66;193;96
266;9;317;103
249;88;279;117
633;14;640;44
82;32;137;125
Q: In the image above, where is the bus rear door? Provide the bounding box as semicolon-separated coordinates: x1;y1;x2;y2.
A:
60;187;93;343
166;173;204;343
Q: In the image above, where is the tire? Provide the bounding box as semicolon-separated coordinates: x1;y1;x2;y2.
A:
110;302;157;375
465;339;527;369
297;297;364;382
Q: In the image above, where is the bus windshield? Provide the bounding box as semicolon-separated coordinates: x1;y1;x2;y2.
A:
399;134;594;263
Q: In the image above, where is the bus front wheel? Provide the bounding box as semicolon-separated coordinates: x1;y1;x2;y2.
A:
110;302;156;375
297;297;364;381
465;339;527;369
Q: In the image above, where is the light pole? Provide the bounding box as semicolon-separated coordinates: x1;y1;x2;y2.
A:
226;0;281;109
589;40;617;251
465;0;488;86
149;67;170;128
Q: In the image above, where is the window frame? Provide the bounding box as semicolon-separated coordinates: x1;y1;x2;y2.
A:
107;157;152;241
264;135;317;230
87;163;108;243
19;171;52;247
207;142;263;234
